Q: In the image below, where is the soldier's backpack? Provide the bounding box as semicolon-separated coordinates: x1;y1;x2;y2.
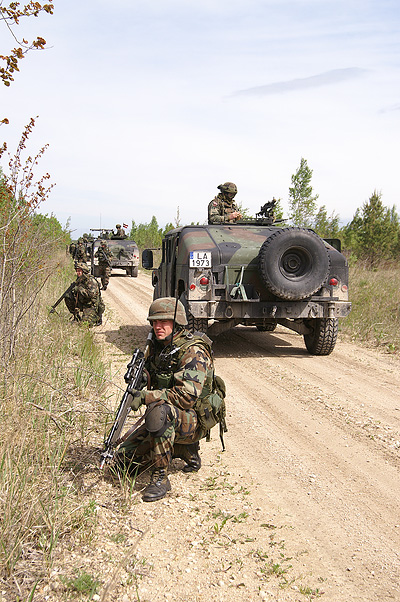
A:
150;329;228;448
194;370;227;449
178;331;227;449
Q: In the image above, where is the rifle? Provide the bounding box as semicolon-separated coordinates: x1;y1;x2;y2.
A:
49;282;76;315
100;331;153;469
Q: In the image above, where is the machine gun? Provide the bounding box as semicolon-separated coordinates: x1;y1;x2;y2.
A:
256;198;277;220
99;331;153;469
235;199;282;226
90;228;114;239
49;282;77;316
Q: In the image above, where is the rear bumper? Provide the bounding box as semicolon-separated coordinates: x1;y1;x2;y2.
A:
188;298;352;320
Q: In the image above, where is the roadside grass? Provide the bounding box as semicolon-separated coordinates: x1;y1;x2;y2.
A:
340;263;400;354
0;257;112;601
1;254;399;601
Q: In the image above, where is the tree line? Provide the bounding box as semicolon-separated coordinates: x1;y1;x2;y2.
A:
122;158;399;267
285;157;399;266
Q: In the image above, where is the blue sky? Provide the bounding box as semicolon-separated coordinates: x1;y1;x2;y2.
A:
1;0;399;238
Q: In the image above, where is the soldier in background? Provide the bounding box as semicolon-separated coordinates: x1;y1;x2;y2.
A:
64;263;104;326
116;297;221;502
75;238;89;263
114;224;126;238
208;182;243;224
69;241;77;257
94;240;113;290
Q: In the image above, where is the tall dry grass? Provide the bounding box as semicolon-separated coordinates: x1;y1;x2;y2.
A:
340;263;400;353
0;256;112;600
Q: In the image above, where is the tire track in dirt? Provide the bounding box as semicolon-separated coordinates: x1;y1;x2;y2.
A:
100;273;400;602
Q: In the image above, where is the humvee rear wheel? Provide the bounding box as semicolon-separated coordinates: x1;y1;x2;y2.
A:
304;318;338;355
130;266;138;277
187;314;208;334
258;228;330;301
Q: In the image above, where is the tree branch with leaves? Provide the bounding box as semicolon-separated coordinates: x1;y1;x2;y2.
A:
0;1;54;87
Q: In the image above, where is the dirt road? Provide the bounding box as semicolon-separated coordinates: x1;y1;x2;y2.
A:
94;271;400;602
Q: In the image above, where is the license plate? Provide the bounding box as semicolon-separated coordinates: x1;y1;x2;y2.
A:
189;251;212;268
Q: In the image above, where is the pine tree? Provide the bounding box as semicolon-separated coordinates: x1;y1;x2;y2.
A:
343;191;399;265
313;205;340;238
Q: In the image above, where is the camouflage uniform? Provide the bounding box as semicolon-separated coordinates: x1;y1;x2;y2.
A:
75;240;88;263
114;224;126;238
94;241;113;290
117;297;217;502
208;182;242;224
64;263;105;326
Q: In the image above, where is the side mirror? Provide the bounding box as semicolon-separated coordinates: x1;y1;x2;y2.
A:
142;249;154;269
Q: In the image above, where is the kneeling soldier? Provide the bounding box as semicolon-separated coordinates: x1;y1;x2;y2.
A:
117;297;217;502
64;263;105;326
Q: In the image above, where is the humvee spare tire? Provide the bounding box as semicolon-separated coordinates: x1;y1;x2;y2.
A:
258;228;330;301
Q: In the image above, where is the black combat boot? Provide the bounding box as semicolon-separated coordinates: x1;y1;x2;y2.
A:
142;468;171;502
173;442;201;473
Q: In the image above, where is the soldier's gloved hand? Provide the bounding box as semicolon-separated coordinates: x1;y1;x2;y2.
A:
129;389;147;411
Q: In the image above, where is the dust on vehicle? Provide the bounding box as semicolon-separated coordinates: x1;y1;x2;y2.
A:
142;206;351;355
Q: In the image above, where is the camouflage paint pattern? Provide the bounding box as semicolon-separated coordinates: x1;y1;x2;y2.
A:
152;224;351;324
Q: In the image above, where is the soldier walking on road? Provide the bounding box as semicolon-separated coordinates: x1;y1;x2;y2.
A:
95;240;113;290
64;263;105;326
116;297;225;502
208;182;243;224
75;238;89;263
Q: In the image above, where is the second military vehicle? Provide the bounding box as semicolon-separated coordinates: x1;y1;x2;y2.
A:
142;205;351;355
90;229;140;277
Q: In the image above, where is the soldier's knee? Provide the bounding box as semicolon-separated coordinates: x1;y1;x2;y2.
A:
145;402;174;437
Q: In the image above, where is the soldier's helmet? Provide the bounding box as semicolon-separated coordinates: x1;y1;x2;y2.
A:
217;182;237;197
147;297;188;326
116;224;121;228
75;262;90;274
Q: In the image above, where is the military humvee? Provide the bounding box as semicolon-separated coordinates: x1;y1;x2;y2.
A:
90;229;140;277
142;211;351;355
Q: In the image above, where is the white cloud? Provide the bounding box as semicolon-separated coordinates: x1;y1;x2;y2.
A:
1;0;399;238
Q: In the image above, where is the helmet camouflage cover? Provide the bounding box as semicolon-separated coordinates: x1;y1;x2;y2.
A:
116;224;121;228
75;262;90;274
217;181;237;195
147;297;188;326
